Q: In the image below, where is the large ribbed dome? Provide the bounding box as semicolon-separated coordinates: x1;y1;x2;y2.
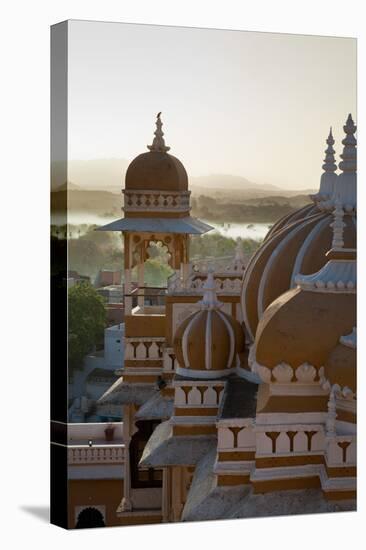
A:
173;272;245;379
242;211;356;340
241;115;357;341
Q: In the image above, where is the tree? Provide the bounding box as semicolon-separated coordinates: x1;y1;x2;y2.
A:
68;282;106;372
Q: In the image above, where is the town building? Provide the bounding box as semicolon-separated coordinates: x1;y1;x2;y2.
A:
69;323;125;422
67;422;125;528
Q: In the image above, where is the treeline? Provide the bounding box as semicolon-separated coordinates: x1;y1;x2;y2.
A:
191;195;310;223
190;233;260;259
51;224;262;285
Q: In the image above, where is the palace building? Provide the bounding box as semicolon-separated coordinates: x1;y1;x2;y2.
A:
93;113;356;525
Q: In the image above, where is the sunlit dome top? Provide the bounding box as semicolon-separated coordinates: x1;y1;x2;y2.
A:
241;115;357;341
251;201;356;380
125;113;188;192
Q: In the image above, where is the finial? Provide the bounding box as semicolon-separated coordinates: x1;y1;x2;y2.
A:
338;113;357;174
147;112;170;153
326;114;357;213
322;127;337;174
312;127;338;204
331;201;345;249
325;388;337;437
198;268;222;310
227;239;246;272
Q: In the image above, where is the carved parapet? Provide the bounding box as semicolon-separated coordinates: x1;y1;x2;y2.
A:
125;337;165;361
167;270;243;295
123;189;191;214
252;360;321;386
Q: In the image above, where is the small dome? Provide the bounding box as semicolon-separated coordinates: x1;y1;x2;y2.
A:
125;113;188;192
323;328;356;394
125;151;188;192
173;272;245;379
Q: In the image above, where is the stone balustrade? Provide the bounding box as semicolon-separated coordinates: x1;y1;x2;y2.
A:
325;435;356;466
125;337;165;360
123;189;190;212
68;444;125;465
218;420;256;451
168;271;242;295
174;380;226;407
254;425;325;456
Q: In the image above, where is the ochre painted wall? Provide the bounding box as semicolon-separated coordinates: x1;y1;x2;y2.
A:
68;479;124;528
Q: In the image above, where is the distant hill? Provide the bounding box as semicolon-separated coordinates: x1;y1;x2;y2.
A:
51;189;122;218
52;159;130;192
50;158;316;225
190;174;280;192
51;158;315;196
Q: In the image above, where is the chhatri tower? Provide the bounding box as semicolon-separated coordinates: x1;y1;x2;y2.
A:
99;113;357;523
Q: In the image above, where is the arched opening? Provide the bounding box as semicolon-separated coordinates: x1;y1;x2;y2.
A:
75;507;106;529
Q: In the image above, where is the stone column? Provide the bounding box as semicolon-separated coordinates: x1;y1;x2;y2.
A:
137;261;145;309
162;466;172;522
124;268;132;315
121;404;133;511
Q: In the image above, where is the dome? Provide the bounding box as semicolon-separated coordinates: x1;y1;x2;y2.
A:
322;328;356;395
254;286;355;374
125;114;188;192
241;115;357;341
173;272;245;379
125;151;188;192
242;212;356;340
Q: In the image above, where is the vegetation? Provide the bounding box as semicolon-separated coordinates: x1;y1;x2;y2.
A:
53;222;263;285
67;226;124;281
190;233;260;259
191;194;310;223
68;282;107;372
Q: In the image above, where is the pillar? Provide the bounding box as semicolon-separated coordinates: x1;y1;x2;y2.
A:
162;466;172;522
137;261;145;308
121;404;133;511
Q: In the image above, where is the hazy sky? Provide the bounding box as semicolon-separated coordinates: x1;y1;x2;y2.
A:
68;20;356;190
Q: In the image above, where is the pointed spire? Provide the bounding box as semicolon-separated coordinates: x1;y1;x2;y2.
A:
312;127;338;204
322;127;337;174
147;112;170;153
234;239;246;264
327;114;357;213
227;239;246;273
198;268;222;310
339;114;357;173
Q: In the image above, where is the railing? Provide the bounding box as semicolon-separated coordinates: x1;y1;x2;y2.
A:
68;444;125;465
167;271;243;295
123;189;190;213
125;337;165;360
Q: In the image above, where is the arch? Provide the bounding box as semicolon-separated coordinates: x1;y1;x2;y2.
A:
75;507;105;529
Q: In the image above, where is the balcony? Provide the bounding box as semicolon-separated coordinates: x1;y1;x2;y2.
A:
68;444;125;465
